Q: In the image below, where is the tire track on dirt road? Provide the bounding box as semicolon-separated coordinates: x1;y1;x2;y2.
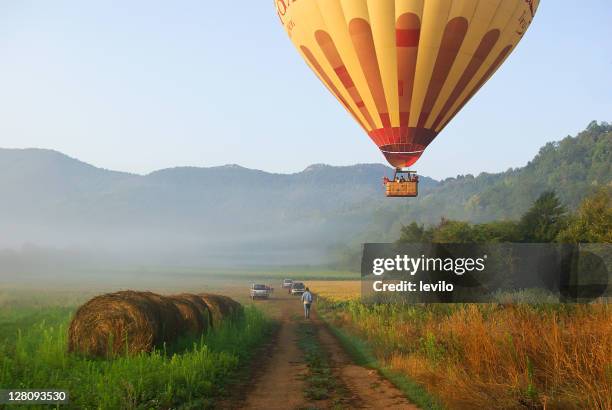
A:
314;313;419;409
238;294;418;410
241;307;308;410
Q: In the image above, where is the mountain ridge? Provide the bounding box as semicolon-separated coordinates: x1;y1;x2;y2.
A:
1;147;408;179
0;121;609;267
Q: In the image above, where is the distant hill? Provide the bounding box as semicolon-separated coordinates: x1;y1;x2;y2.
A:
0;121;609;267
0;148;436;265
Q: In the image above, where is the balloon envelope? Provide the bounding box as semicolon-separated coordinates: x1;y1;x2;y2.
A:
277;0;539;168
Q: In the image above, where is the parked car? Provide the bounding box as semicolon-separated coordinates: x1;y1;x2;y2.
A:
282;279;293;289
250;284;270;300
290;282;306;296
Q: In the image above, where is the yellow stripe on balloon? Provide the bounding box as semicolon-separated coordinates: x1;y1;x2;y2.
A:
409;0;454;127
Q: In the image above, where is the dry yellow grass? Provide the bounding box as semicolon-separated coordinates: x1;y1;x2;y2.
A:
306;281;361;302
323;301;612;409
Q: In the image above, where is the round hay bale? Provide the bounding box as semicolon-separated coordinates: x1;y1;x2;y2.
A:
173;293;211;332
140;292;184;342
68;291;182;357
197;293;242;327
168;295;207;335
68;291;158;357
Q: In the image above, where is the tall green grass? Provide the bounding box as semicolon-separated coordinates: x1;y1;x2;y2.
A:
0;306;273;409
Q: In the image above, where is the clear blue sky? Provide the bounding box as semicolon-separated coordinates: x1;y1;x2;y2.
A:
0;1;610;180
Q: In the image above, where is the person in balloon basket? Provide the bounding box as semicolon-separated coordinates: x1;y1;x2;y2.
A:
301;288;313;319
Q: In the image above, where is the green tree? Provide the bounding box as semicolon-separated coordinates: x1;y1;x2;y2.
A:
399;219;522;244
472;221;522;243
432;219;475;243
398;222;433;243
519;191;567;242
557;188;612;243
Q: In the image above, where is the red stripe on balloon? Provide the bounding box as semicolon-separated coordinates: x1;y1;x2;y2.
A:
439;45;513;130
396;13;421;136
334;66;355;88
315;30;377;131
417;17;468;129
396;29;420;47
350;18;391;145
300;45;367;131
431;29;500;130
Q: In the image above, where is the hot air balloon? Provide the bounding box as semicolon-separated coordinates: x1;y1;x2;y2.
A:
276;0;539;197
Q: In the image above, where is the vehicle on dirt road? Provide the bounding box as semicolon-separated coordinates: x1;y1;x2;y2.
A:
250;284;271;300
290;282;305;296
282;279;293;289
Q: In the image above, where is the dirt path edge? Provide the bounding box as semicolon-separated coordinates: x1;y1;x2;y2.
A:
317;312;443;410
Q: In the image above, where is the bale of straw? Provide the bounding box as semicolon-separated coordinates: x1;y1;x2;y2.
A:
168;295;208;335
68;291;182;357
141;292;184;341
197;293;242;327
173;293;212;331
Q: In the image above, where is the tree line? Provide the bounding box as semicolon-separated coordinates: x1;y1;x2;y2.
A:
398;187;611;244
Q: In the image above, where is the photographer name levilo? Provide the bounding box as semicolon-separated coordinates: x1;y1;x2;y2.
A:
370;254;488;293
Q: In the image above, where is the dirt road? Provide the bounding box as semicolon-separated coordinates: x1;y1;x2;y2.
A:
236;293;418;410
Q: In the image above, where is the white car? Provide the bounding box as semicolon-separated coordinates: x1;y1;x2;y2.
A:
250;284;270;300
282;279;293;289
290;282;306;296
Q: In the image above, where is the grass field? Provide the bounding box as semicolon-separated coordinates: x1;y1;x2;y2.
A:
318;297;612;410
0;290;274;409
83;267;360;284
2;276;610;409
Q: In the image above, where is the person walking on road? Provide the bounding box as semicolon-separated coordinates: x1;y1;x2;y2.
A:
301;288;313;319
